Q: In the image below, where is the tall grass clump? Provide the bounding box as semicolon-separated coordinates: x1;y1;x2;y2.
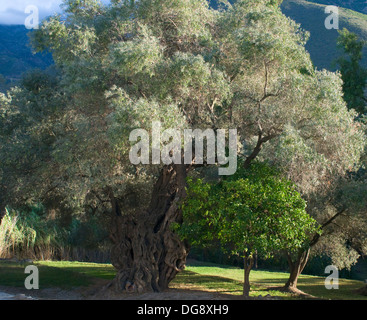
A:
0;208;22;258
0;205;111;262
0;206;68;260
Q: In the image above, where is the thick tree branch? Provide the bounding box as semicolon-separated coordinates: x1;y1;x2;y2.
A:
310;207;347;247
243;132;278;169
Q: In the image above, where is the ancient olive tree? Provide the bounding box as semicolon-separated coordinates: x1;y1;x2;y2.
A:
0;0;364;293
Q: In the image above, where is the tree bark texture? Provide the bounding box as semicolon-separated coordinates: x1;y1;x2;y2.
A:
283;208;346;290
108;164;189;293
243;255;254;297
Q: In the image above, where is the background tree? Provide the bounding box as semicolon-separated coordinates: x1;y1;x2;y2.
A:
306;169;367;275
336;28;367;114
259;68;366;291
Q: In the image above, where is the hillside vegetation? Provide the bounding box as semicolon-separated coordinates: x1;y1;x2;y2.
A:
308;0;367;14
281;0;367;70
0;25;53;92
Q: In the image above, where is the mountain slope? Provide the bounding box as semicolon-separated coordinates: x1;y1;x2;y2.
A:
307;1;367;15
1;1;367;92
281;0;367;70
0;25;53;92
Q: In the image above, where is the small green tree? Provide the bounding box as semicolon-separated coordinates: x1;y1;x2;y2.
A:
177;163;320;296
336;28;367;114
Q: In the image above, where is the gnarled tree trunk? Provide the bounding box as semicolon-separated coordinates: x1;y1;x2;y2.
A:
108;163;189;293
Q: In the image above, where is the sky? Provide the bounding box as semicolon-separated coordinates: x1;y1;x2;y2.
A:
0;0;110;25
0;0;63;25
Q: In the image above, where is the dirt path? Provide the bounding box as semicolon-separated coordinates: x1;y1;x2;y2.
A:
0;286;228;300
0;279;281;300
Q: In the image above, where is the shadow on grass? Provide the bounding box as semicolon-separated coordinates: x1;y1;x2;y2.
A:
186;260;242;269
177;268;367;300
173;270;245;295
0;262;92;289
38;264;116;280
258;276;367;300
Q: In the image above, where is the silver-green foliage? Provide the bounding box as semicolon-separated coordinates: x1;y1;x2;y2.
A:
0;0;364;229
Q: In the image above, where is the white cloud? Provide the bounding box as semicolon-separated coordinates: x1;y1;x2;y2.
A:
0;0;63;25
0;0;112;25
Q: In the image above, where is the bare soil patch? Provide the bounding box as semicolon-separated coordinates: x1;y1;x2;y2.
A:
0;279;281;300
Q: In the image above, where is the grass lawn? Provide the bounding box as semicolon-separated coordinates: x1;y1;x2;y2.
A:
172;261;367;300
0;261;115;289
0;260;366;300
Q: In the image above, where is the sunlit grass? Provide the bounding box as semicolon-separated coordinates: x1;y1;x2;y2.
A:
0;260;366;299
37;261;116;280
172;261;367;300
